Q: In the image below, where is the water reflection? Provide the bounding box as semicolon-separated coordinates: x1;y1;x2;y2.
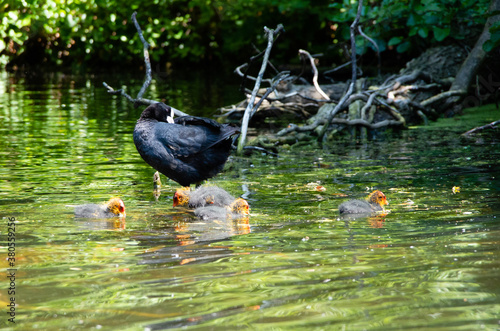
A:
136;212;251;266
1;72;499;330
75;218;127;231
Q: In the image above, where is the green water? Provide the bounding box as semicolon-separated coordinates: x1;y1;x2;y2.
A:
0;72;499;330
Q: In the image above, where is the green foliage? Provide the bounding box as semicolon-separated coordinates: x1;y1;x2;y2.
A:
484;20;500;52
0;0;331;68
329;0;490;55
0;0;495;69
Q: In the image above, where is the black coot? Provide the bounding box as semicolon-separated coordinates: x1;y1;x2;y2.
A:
133;103;240;186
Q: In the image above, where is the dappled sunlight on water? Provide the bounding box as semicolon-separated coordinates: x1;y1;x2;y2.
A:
0;72;499;330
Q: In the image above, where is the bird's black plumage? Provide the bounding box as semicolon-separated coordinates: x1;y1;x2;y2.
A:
133;103;240;186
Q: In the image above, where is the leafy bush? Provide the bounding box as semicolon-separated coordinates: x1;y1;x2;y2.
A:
0;0;494;70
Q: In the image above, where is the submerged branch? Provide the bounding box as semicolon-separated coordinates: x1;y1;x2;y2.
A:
462;119;500;137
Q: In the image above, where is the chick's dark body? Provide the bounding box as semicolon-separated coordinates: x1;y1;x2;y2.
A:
74;204;117;218
133;103;239;186
338;199;383;214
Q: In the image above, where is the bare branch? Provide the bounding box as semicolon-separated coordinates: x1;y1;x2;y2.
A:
277;116;404;136
324;61;352;76
462;119;500;137
251;72;290;117
237;32;284;94
102;12;188;117
299;49;330;100
330;118;404;129
358;25;380;76
132;12;152;100
360;92;377;120
421;90;466;107
237;24;285;154
235;63;273;85
317;0;363;141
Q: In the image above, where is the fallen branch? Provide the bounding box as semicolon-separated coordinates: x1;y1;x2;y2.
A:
385;70;432;95
102;12;188;117
243;146;279;157
330;118;404;129
462;119;500;137
277;117;403;136
361;92;377;120
421;90;466;107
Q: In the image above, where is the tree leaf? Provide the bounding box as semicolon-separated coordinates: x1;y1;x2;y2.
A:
483;40;494;53
397;41;411;53
418;28;428;38
433;26;450;41
388;36;402;46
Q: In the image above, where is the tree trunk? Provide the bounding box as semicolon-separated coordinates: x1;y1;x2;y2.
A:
448;0;500;98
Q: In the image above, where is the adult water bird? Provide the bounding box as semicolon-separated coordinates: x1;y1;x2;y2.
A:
339;190;388;215
133;103;240;186
74;197;126;218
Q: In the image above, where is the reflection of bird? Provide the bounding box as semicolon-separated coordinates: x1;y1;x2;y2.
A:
339;190;388;214
133;103;240;186
194;198;250;220
153;171;161;201
74;197;126;218
173;185;238;208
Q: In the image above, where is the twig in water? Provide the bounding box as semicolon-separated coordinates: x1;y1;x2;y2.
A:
462;119;500;137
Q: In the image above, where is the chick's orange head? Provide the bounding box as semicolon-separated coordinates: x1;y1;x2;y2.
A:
368;190;388;206
107;197;126;217
173;187;191;207
231;198;250;215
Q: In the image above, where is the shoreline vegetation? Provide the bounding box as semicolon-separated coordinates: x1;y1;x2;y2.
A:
2;1;499;150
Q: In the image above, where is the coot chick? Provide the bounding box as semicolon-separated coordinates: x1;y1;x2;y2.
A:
74;197;126;218
173;185;236;208
133;103;240;187
339;190;388;215
194;198;250;220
